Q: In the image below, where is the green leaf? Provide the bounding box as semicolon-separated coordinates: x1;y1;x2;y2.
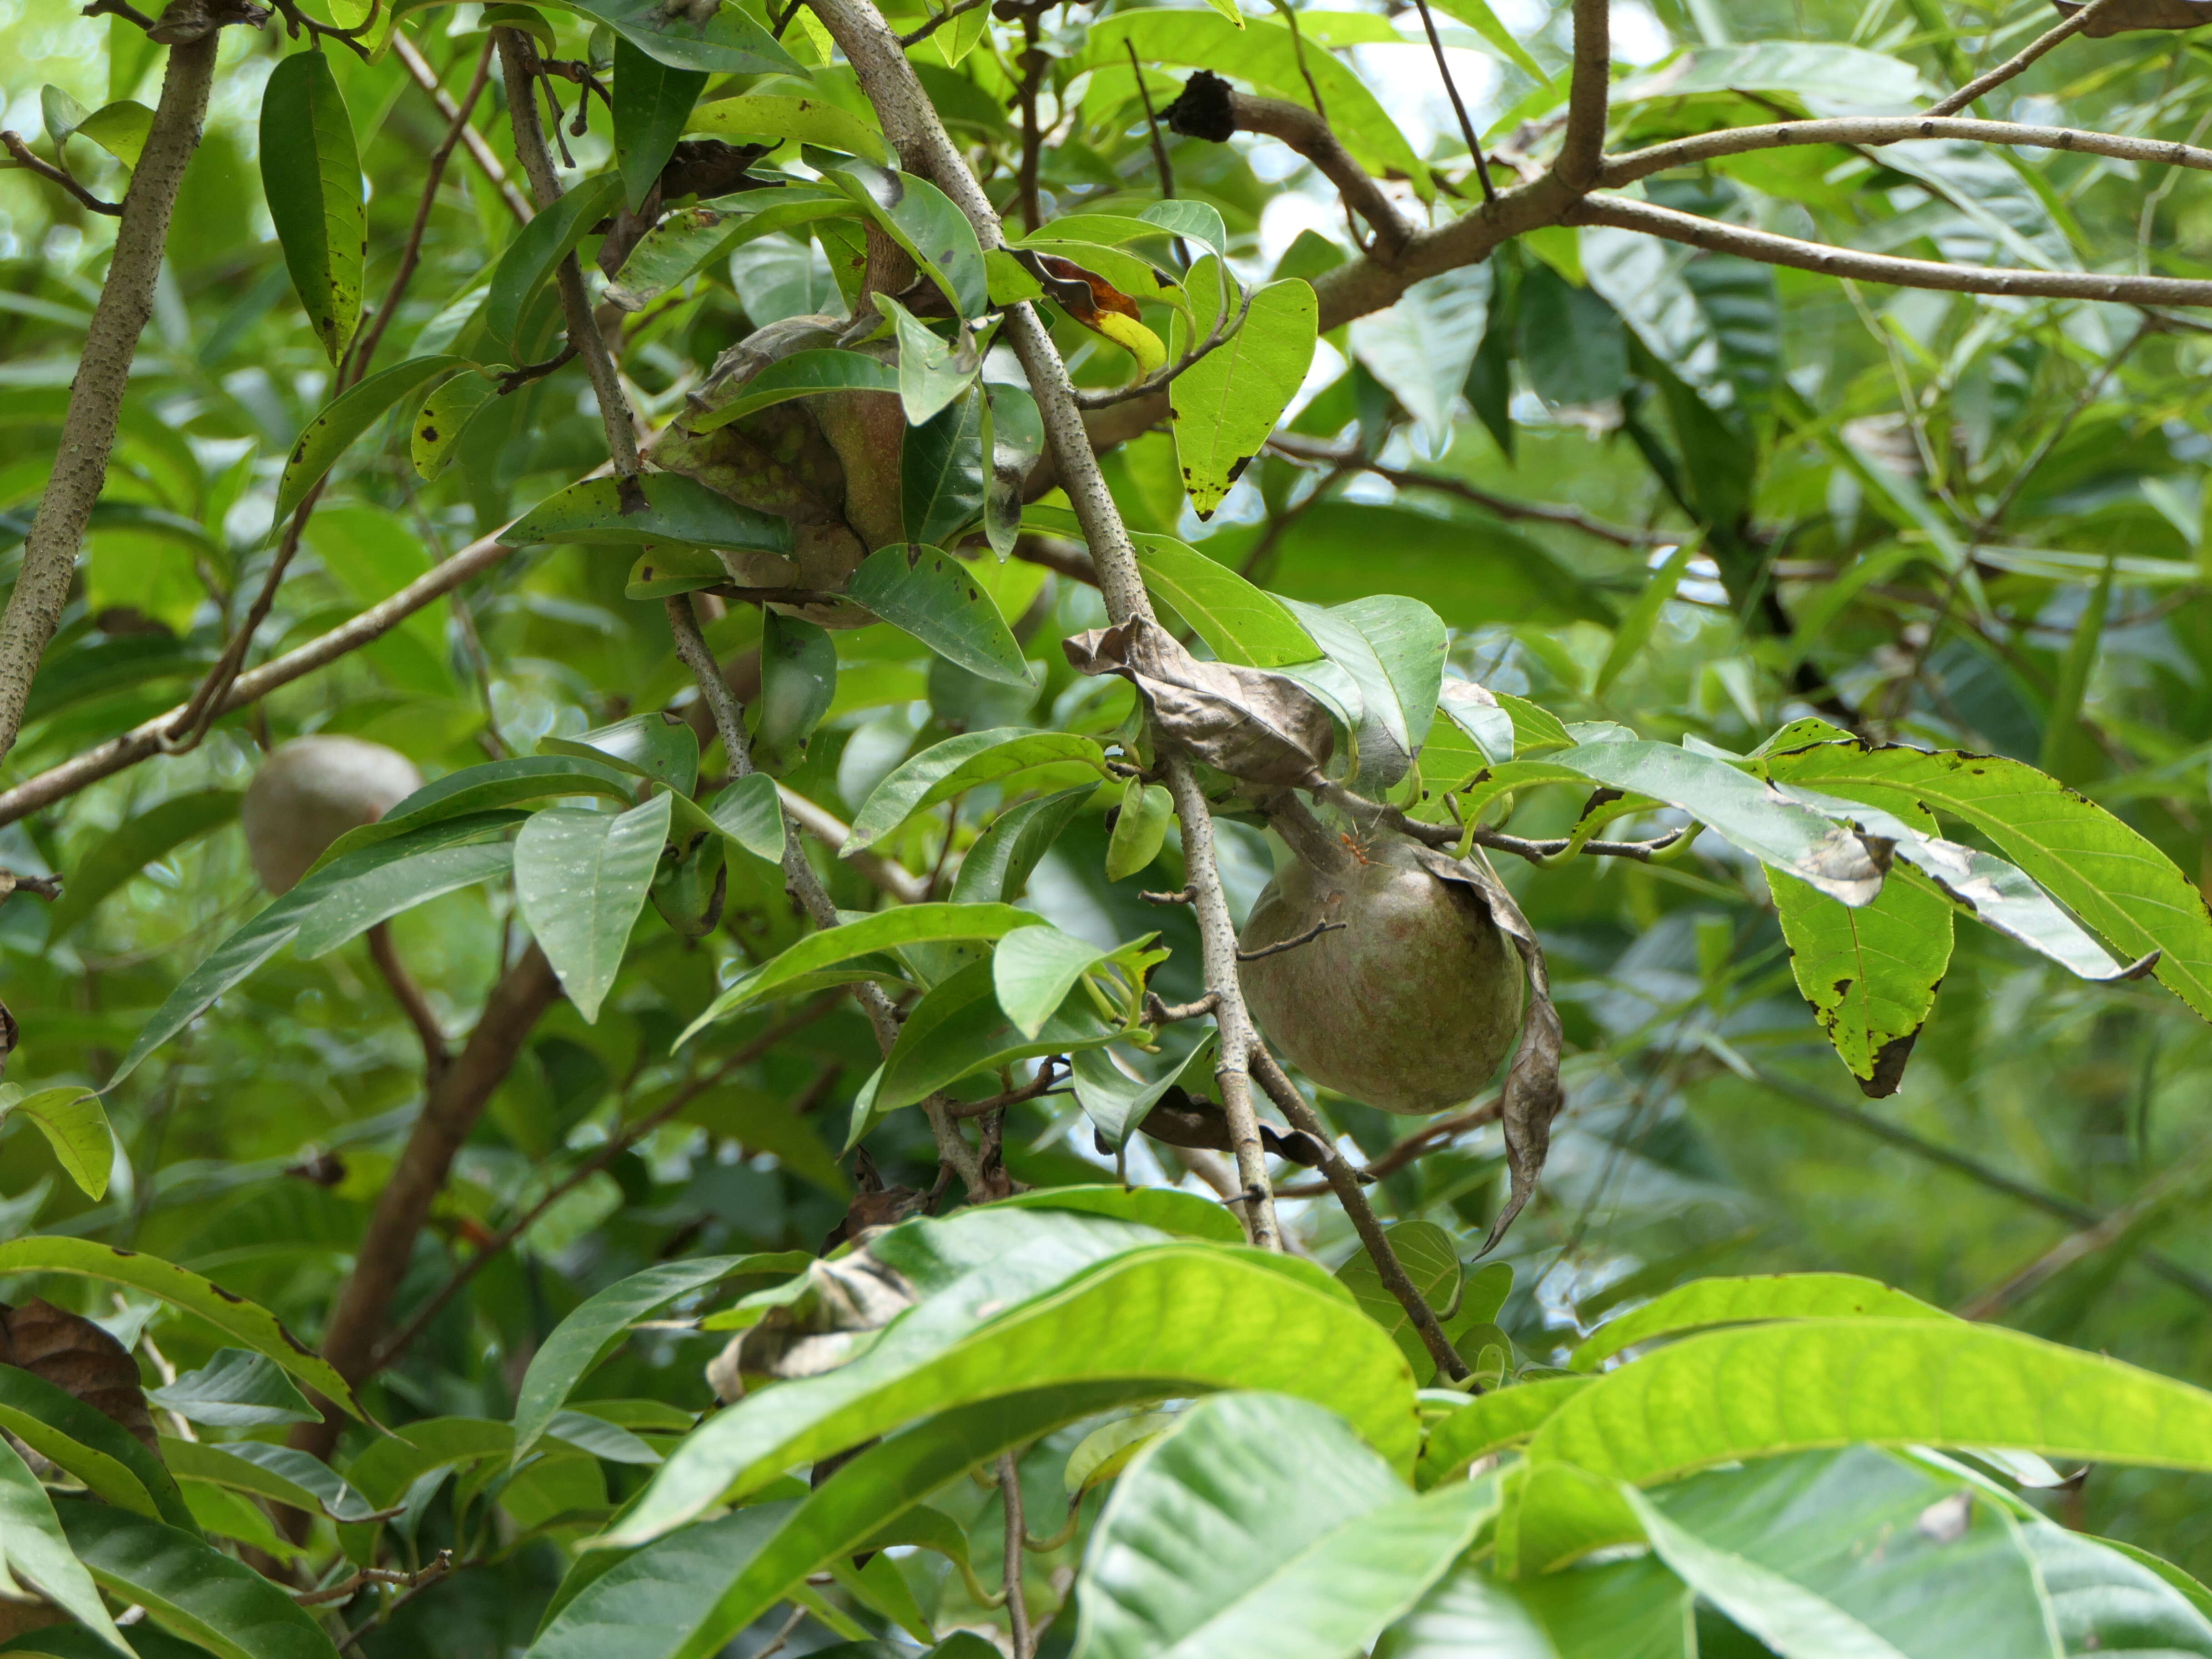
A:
513;1257;751;1465
409;366;499;482
1104;777;1171;881
708;773;788;862
1335;1222;1462;1383
992;924;1109;1040
1136;534;1320;668
1140;199;1229;259
680;902;1043;1040
0;1084;112;1198
1171;267;1317;519
1076;1393;1501;1659
950;786;1092;904
605;1235;1418;1545
875;955;1117;1115
45;789;239;941
54;1500;339;1659
875;292;977;427
1265;502;1612;630
1348;267;1491;448
502;472;795;555
1427;0;1547;78
276;356;468;521
1532;1318;2212;1486
0;1364;194;1529
292;839;514;959
820;159;989;320
1373;1566;1558;1659
538;0;799;75
987;1183;1246;1244
1071;1031;1218;1148
1637;1448;2061;1659
116;815;526;1085
613;36;705;212
1284;593;1448;788
163;1440;385;1525
687;91;889;161
846;543;1032;687
1596;543;1697;695
0;1440;131;1658
902;385;987;545
847;729;1105;853
542;713;701;796
483;172;626;356
0;1237;365;1423
259;50;363;364
1570;1275;1951;1371
146;1350;318;1428
2027;1521;2212;1657
685;348;903;433
605;186;851;307
515;793;674;1023
315;760;635;873
1418;1378;1594;1489
982;382;1044;558
751;612;838;775
1762;742;2212;1015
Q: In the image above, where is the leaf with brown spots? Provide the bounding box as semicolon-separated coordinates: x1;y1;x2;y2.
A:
846;542;1032;688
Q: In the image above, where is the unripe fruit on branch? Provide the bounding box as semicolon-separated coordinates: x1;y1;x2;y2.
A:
241;736;422;895
1239;831;1524;1116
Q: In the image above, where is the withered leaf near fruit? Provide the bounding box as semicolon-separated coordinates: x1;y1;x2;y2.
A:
2052;0;2212;32
1411;845;1563;1256
1010;249;1143;331
1065;619;1334;786
0;1297;158;1453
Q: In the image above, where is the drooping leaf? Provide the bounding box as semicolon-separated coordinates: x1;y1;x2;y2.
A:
1071;1031;1219;1148
708;773;788;863
749;611;838;775
1074;1393;1500;1659
0;1237;364;1423
146;1350;318;1429
45;789;240;941
949;786;1093;904
874;955;1118;1115
1348;266;1491;449
0;1440;131;1658
1570;1275;1951;1371
1284;594;1448;789
0;1363;192;1528
982;382;1043;558
819;159;989;320
613;37;706;212
410;366;500;482
846;543;1032;688
846;729;1106;853
276;356;469;521
902;385;987;545
514;793;674;1023
990;925;1111;1041
1171;266;1317;518
876;293;977;427
291;840;515;960
1103;777;1172;882
259;50;363;365
502;473;795;556
0;1085;112;1199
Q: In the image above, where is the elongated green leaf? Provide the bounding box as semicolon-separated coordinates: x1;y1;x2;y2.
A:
55;1500;339;1659
606;1240;1417;1544
982;381;1043;558
847;729;1105;853
613;37;705;211
410;366;498;482
292;839;514;959
260;50;362;365
988;1183;1246;1244
753;612;836;774
539;0;799;74
686;348;904;433
147;1350;317;1428
1285;593;1448;788
709;773;787;862
681;902;1042;1041
1140;199;1229;259
1532;1318;2212;1486
541;714;701;795
1570;1275;1951;1371
820;160;988;319
2027;1521;2212;1657
502;473;795;554
1349;266;1490;449
483;172;625;355
1103;777;1171;881
513;1256;750;1465
1596;543;1697;695
515;793;673;1022
46;789;239;941
0;1364;194;1529
276;356;468;521
950;786;1092;904
902;384;986;545
0;1084;111;1198
1426;0;1548;78
1076;1393;1500;1659
687;91;888;161
1171;267;1317;518
0;1440;131;1657
163;1440;385;1524
607;186;851;307
1138;536;1319;668
847;543;1031;687
1762;742;2212;1013
875;955;1116;1114
1335;1222;1461;1382
991;924;1108;1040
314;759;634;871
118;815;525;1083
1641;1448;2061;1659
0;1237;363;1423
1418;1378;1594;1489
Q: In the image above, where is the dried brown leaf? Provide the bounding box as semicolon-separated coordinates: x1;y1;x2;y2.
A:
1065;619;1334;786
0;1297;158;1453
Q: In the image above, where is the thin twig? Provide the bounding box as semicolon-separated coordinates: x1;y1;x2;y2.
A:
392;29;531;222
1237;919;1344;962
1275;1091;1503;1196
1127;40;1177;206
1017;8;1045;233
1924;0;2122;118
945;1061;1069;1118
1265;433;1661;546
297;1560;447;1607
1408;0;1495;203
897;0;989;46
0;131;122;215
1000;1451;1034;1659
366;920;449;1083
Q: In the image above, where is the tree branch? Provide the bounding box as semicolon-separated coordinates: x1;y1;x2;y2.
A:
1557;0;1609;188
392;29;531;222
294;945;563;1458
803;0;1282;1247
0;131;122;215
1601;114;2212;191
999;1452;1034;1659
366;920;448;1084
1568;193;2212;307
0;28;222;768
1924;0;2123;118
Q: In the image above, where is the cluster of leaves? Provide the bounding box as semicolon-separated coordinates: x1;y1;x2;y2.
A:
7;0;2212;1651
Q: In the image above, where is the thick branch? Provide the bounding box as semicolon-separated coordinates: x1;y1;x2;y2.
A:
1925;0;2122;118
1558;0;1609;187
0;31;220;767
294;945;563;1458
1602;114;2212;191
1569;194;2212;307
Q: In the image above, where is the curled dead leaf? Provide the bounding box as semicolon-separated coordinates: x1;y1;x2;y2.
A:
0;1297;158;1453
1121;1083;1332;1167
1064;619;1334;787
